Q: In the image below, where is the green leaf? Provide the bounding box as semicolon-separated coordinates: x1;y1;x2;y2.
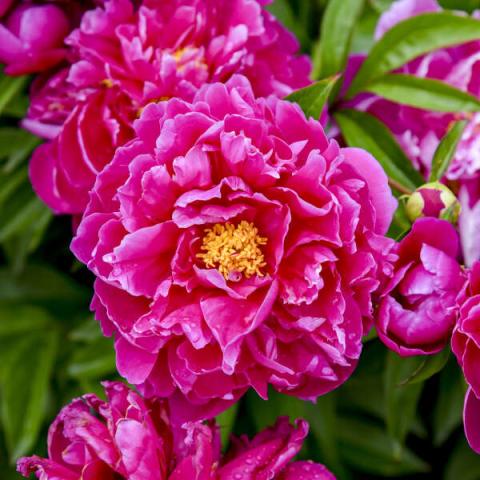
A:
1;331;58;462
439;0;480;13
338;416;430;476
347;12;480;96
0;264;90;309
266;0;308;48
384;352;424;447
246;389;306;432
67;336;117;380
398;348;451;386
364;74;480;112
338;341;387;420
318;0;365;77
433;359;467;445
0;167;28;208
285;76;339;119
0;75;29;116
430;120;468;181
334;109;425;190
387;198;411;240
0;196;48;243
216;402;239;448
445;439;480;480
305;395;352;480
0;304;53;337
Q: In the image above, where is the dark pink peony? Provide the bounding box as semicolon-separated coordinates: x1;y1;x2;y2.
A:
464;388;480;454
71;76;396;418
27;0;311;215
346;0;480;266
452;260;480;454
17;381;336;480
376;218;465;356
0;2;70;75
452;260;480;396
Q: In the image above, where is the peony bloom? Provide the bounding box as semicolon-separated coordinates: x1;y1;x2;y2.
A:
452;258;480;455
0;2;70;75
464;388;480;454
376;218;465;356
17;381;336;480
345;0;480;266
71;75;396;419
27;0;311;215
452;260;480;395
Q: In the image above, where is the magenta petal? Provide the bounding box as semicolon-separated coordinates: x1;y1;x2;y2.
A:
115;336;157;385
464;388;480;454
115;419;163;480
341;147;397;235
279;461;336;480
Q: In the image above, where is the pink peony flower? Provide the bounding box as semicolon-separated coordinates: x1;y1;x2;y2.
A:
452;260;480;454
452;260;480;396
71;75;396;419
376;218;465;356
0;2;70;74
346;0;480;266
27;0;311;215
17;381;336;480
464;387;480;454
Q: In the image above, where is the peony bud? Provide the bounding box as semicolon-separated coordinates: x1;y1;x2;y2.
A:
405;182;461;223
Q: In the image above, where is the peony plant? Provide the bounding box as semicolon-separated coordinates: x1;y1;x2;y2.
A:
0;0;479;478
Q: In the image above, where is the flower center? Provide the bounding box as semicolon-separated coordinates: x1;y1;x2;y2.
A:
197;221;268;280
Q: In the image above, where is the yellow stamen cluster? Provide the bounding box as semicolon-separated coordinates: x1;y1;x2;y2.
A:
197;221;268;280
101;78;114;88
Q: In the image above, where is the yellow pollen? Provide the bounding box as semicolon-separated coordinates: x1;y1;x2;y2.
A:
197;221;268;280
101;78;114;88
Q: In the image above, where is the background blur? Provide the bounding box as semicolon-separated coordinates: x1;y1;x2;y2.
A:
1;0;480;478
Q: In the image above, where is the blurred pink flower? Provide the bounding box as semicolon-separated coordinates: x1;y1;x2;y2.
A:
376;218;465;356
452;260;480;396
71;76;396;419
27;0;311;215
0;3;70;75
0;0;14;17
18;381;336;479
345;0;480;266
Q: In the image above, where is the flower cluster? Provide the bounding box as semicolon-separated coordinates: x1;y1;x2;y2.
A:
346;0;480;266
18;381;336;479
71;75;396;418
4;0;480;471
23;0;311;214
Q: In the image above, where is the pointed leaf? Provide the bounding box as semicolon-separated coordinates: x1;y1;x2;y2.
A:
1;331;58;462
399;348;451;386
430;120;468;181
433;359;467;445
338;417;430;476
0;305;53;337
365;75;480;112
445;439;480;480
348;13;480;96
286;76;339;119
335;109;425;190
0;75;29;116
318;0;365;78
384;352;424;446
